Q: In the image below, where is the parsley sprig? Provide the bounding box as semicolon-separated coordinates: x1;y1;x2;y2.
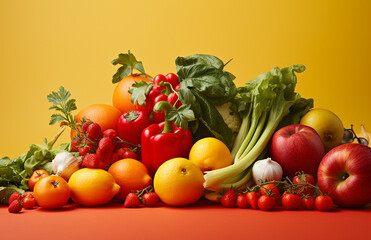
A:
47;86;77;129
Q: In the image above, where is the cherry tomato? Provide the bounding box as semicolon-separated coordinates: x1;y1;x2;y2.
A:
281;193;301;210
301;196;316;210
70;139;80;152
117;148;139;160
315;195;333;211
165;73;179;88
33;175;71;210
258;195;276;211
260;183;281;203
22;197;36;209
293;173;316;196
153;74;167;86
79;145;91;156
246;192;259;210
22;191;35;199
167;92;182;108
236;194;249;208
28;170;50;190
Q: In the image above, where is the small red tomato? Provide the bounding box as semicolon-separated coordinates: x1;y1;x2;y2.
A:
167;92;182;108
165;73;179;88
258;195;276;211
260;183;280;202
28;170;50;190
315;195;333;211
301;196;316;210
293;173;316;196
153;74;167;86
79;145;91;156
221;189;237;208
281;193;301;210
236;194;249;208
22;191;35;199
142;192;159;207
246;192;259;210
22;197;36;209
70;139;80;152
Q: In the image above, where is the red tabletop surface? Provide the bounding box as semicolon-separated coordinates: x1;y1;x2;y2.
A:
1;200;370;240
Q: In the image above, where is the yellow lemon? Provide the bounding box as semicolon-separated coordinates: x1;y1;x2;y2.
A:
189;137;233;172
154;158;204;206
300;108;344;152
68;168;120;206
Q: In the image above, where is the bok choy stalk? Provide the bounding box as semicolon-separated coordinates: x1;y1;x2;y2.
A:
203;65;313;191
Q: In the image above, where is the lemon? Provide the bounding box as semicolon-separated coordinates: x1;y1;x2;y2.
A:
68;168;120;206
300;108;344;152
154;158;204;206
189;137;233;172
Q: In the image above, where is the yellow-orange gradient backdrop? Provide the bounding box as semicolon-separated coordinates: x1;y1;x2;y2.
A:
1;0;370;157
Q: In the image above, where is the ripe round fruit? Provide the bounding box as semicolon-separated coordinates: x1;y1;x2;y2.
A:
154;157;205;206
33;176;71;209
112;73;151;113
71;104;122;139
68;168;120;206
108;158;152;200
189;137;232;172
300;108;344;152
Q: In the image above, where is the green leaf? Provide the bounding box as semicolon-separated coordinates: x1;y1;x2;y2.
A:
49;114;66;125
111;51;146;84
124;111;139;122
166;104;195;131
47;86;77;128
176;54;237;105
128;81;153;106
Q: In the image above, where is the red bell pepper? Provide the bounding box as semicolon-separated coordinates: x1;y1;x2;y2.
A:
117;110;151;148
141;101;193;176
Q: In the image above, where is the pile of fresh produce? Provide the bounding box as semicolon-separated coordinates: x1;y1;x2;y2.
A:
1;51;371;214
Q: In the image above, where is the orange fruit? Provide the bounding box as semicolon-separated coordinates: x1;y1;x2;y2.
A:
71;104;122;139
108;158;152;200
153;157;205;206
189;137;233;172
68;168;120;206
112;73;151;113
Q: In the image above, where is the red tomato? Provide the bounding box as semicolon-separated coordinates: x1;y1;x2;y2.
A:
236;194;249;208
260;183;281;202
281;193;301;210
315;195;333;211
301;196;316;210
258;195;276;211
165;73;180;88
246;192;259;210
28;170;50;190
117;148;138;160
293;173;316;196
22;191;35;199
33;176;71;209
22;197;36;209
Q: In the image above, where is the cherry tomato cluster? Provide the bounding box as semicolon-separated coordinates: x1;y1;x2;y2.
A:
71;121;139;169
123;185;159;208
221;173;334;212
8;191;36;213
139;73;181;123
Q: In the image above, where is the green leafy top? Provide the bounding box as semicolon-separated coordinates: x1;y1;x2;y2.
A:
47;86;77;129
124;111;140;122
111;51;146;84
166;104;196;131
128;81;153;106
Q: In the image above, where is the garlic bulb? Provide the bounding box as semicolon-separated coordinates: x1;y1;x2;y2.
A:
252;158;283;184
52;152;83;181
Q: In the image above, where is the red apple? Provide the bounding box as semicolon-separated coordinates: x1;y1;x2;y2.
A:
318;143;371;208
270;124;325;179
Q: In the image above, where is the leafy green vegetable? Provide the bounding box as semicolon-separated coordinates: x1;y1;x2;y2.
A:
111;50;146;84
203;65;313;192
128;80;153;106
166;104;196;131
47;86;77;129
0;127;67;204
176;54;237;148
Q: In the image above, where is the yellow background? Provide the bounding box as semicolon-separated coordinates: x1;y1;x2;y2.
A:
1;0;370;157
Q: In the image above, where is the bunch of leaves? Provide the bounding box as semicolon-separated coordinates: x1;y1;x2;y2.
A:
0;127;68;204
111;50;147;84
47;86;77;129
175;54;238;148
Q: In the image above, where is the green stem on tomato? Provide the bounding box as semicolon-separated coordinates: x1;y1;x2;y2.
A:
153;101;175;133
